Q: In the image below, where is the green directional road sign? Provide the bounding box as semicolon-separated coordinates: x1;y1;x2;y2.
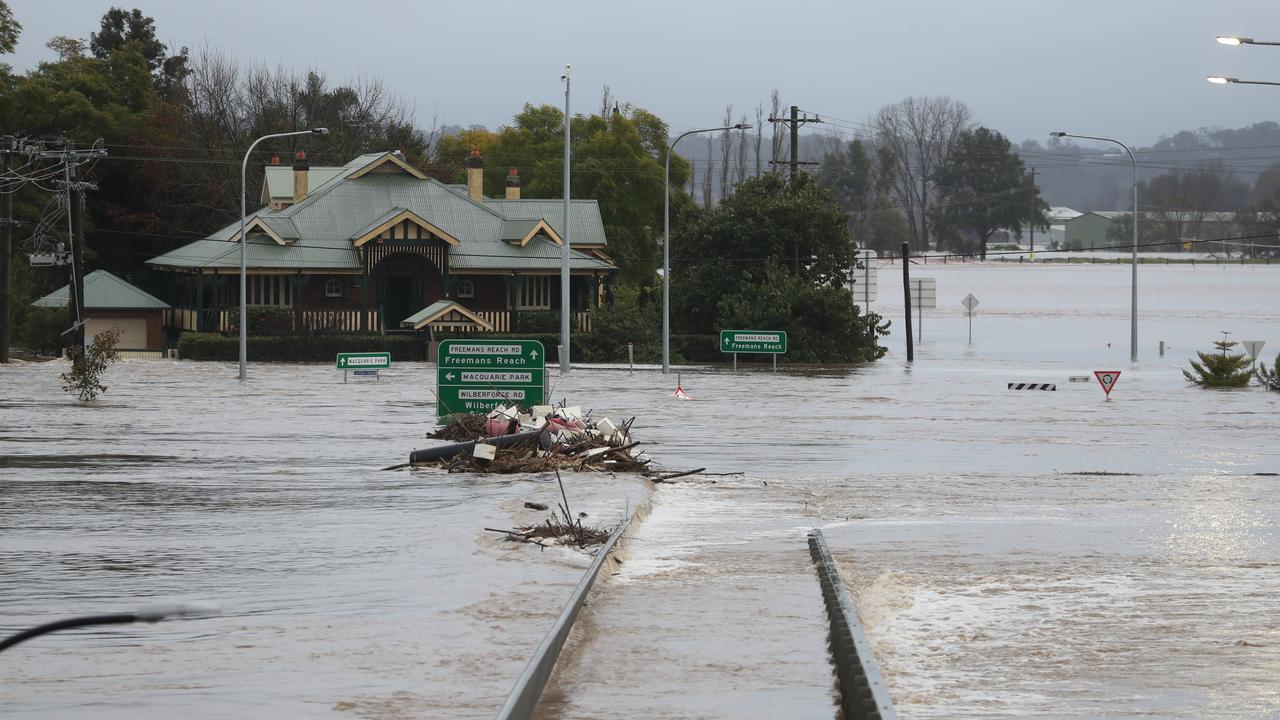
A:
720;330;787;354
336;352;391;370
437;340;545;416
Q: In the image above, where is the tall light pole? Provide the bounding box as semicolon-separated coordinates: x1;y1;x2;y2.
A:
560;65;572;376
662;123;750;374
1051;131;1138;363
240;128;327;381
1208;35;1280;88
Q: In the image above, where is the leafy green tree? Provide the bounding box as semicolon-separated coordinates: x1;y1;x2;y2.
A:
672;173;885;362
1256;353;1280;391
477;103;688;288
931;126;1046;259
818;139;907;255
0;0;19;56
1183;334;1253;388
61;328;120;401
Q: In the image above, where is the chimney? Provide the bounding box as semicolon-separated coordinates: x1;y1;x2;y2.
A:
465;148;484;203
505;168;521;200
292;151;309;203
270;153;281;165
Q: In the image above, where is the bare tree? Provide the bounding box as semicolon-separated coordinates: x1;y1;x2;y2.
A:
720;105;733;200
600;84;612;119
872;96;972;251
754;103;764;177
702;137;714;208
770;90;785;170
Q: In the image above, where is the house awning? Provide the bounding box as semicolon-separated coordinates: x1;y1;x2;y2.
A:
400;300;493;331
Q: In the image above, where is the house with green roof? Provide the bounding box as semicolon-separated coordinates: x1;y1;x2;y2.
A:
32;269;170;351
146;149;616;336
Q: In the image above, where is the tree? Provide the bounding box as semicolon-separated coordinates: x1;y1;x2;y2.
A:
818;138;908;254
1137;161;1248;252
872;96;972;251
671;173;886;362
478;102;688;287
0;0;20;56
1182;334;1253;388
931;127;1046;259
1257;353;1280;391
61;328;120;401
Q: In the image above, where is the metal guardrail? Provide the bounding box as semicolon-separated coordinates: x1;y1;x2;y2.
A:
808;529;897;720
494;519;628;720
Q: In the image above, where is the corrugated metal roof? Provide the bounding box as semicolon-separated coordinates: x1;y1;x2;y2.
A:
400;300;493;330
262;165;344;201
486;198;607;247
500;218;543;243
148;151;614;275
32;270;170;309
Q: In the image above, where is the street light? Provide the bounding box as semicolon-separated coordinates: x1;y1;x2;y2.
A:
560;65;572;376
1216;35;1280;46
662;123;750;374
239;128;327;381
1050;130;1139;363
1205;75;1280;87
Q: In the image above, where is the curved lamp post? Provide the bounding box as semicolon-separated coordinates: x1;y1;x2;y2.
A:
240;128;328;381
662;123;750;374
1208;35;1280;88
1050;131;1138;363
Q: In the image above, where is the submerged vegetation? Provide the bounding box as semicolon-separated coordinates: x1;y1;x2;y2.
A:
1183;335;1253;388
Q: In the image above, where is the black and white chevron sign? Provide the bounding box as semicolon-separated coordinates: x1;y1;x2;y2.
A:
1007;383;1056;391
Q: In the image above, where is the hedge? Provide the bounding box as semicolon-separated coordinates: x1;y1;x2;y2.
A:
176;331;725;365
177;332;426;362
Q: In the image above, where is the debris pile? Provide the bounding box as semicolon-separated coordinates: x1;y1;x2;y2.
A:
486;472;614;549
413;404;650;474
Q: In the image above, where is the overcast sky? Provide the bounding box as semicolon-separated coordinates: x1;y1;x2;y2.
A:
6;0;1279;147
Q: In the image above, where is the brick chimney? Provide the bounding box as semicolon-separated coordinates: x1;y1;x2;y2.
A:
505;168;521;200
465;148;484;203
292;151;309;203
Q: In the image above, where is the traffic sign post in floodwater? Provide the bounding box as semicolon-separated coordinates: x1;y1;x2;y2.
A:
911;278;936;343
720;330;787;372
1243;340;1266;365
961;293;979;344
337;352;390;383
436;340;545;416
1094;370;1121;399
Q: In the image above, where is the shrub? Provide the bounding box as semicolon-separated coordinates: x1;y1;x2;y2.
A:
177;332;426;362
515;310;560;334
17;307;69;356
62;329;120;402
1257;353;1280;391
1183;335;1253;388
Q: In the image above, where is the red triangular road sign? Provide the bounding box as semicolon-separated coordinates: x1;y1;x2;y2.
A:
1094;370;1121;397
673;385;693;400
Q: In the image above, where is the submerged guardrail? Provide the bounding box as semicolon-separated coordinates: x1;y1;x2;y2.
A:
494;519;628;720
808;529;897;720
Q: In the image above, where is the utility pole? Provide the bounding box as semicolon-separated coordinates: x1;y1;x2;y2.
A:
1028;167;1037;253
1;143;12;363
767;106;822;272
66;151;86;351
901;241;913;363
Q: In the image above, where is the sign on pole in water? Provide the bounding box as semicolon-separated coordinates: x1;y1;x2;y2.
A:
1242;340;1266;364
911;278;936;342
720;330;787;354
336;352;391;370
961;293;979;344
1094;370;1121;398
437;339;545;416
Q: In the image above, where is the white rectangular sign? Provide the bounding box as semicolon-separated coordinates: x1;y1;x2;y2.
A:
447;343;524;355
911;278;937;309
458;389;527;400
460;371;533;383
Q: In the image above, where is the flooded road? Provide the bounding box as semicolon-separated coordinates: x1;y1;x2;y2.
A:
3;263;1279;718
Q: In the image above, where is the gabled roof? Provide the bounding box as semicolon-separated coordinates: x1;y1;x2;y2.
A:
400;300;493;331
148;150;615;274
500;218;562;246
32;269;170;309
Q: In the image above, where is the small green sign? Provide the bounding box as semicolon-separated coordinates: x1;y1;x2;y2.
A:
336;352;391;370
720;330;787;354
437;340;545;416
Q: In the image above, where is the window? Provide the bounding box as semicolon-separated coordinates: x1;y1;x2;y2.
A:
324;278;344;298
517;276;551;309
455;278;475;298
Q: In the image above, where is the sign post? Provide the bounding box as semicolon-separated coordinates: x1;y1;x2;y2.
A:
960;293;979;344
1094;370;1121;399
336;352;391;383
720;330;787;372
1242;340;1266;366
436;340;545;416
911;278;937;342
